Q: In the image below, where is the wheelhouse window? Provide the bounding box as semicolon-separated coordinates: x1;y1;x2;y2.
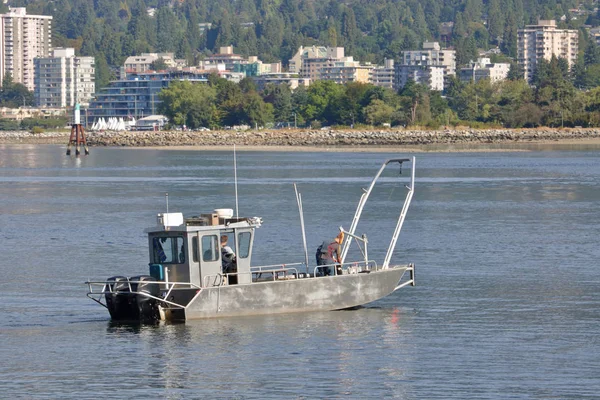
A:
152;236;185;264
192;237;199;263
202;235;219;262
238;231;251;259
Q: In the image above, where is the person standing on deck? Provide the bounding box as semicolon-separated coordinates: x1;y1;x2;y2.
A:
220;235;236;274
322;232;344;276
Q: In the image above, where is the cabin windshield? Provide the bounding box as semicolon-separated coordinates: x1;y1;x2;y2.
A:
152;236;185;264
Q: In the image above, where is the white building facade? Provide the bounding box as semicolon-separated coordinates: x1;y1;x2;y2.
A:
370;59;395;89
34;48;95;108
518;20;578;83
401;42;456;79
459;58;510;83
0;7;52;90
395;65;445;91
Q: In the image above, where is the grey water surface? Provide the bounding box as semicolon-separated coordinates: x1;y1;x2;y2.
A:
0;145;599;399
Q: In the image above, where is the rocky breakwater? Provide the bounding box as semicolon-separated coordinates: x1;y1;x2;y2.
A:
1;127;599;146
0;130;70;144
84;128;600;147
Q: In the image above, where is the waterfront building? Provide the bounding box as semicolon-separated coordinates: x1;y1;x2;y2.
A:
0;106;64;120
459;58;510;83
370;59;395;89
517;20;578;83
395;64;445;91
87;70;210;124
0;7;52;91
34;48;95;108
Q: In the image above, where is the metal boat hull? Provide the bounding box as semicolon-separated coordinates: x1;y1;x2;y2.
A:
161;265;410;320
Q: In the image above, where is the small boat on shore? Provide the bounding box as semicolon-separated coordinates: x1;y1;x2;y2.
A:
86;157;416;321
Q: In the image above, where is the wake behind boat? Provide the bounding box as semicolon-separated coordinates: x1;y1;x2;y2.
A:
86;157;416;321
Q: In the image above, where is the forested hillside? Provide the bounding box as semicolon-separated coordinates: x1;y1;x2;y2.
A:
5;0;599;86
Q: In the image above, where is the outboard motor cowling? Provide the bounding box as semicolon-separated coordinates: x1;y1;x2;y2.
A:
105;276;132;320
131;275;160;322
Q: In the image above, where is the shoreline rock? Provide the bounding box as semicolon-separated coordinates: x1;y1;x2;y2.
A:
0;128;599;147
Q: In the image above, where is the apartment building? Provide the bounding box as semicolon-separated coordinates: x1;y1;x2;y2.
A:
395;64;445;91
252;73;310;91
518;20;578;82
123;53;177;74
87;70;210;124
288;46;346;79
319;59;373;85
370;59;395;89
459;58;510;83
34;48;95;108
401;42;456;78
0;7;52;91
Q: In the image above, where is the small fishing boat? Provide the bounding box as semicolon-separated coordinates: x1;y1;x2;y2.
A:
86;157;416;321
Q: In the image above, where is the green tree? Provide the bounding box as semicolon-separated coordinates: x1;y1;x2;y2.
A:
150;57;169;71
364;99;394;125
158;80;218;128
241;91;273;127
584;40;600;65
156;7;179;52
262;83;293;123
0;73;34;107
487;0;504;43
94;54;112;90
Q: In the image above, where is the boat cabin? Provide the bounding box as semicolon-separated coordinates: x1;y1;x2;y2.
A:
145;209;261;288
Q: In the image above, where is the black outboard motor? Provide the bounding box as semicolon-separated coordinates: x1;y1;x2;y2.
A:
105;275;160;322
131;275;160;322
105;276;132;320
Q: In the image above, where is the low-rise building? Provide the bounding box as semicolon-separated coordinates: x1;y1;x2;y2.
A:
0;106;65;120
289;46;346;78
319;59;373;84
252;73;310;91
123;53;178;74
395;64;445;91
370;59;395;89
200;47;280;77
459;58;510;83
401;42;456;80
87;70;210;125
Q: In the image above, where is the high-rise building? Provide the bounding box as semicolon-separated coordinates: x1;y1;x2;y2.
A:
34;48;95;108
0;7;52;90
518;20;578;83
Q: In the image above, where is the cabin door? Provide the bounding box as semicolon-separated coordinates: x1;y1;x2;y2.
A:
235;229;253;284
197;232;222;287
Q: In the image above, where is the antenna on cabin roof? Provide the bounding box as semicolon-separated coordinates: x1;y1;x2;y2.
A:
165;192;169;214
234;145;239;218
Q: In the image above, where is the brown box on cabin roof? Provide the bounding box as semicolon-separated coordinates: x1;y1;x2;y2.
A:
201;213;219;226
